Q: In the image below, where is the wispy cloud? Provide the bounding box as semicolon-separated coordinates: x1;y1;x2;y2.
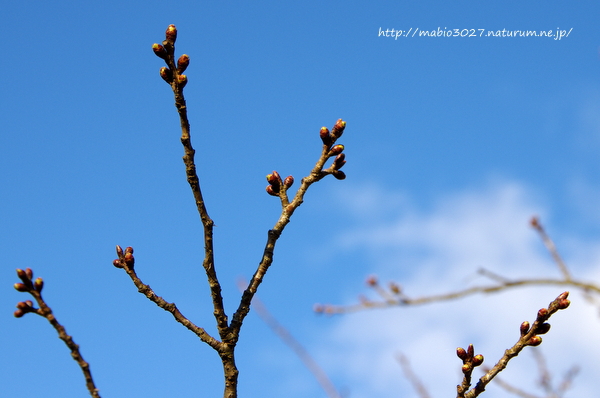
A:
311;180;600;398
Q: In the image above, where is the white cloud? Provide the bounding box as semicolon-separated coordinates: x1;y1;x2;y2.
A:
313;180;600;398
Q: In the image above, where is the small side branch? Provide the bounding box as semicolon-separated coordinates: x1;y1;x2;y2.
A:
13;268;101;398
112;247;222;351
458;291;571;398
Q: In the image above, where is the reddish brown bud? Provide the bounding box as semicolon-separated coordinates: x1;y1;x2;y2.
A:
152;43;168;60
330;119;346;139
16;301;30;310
313;304;324;313
283;175;294;189
160;67;173;84
266;185;279;196
177;54;190;74
16;269;33;288
389;282;401;294
116;245;124;257
366;275;378;286
462;363;472;374
537;308;549;320
33;278;44;293
16;268;29;281
329;144;344;156
530;216;541;230
527;335;542;346
332;170;346;180
124;252;134;267
472;354;484;366
113;259;124;269
320;127;332;147
456;347;468;360
165;24;177;43
125;246;134;254
558;299;570;309
266;171;282;186
177;74;188;89
520;321;530;336
14;309;25;318
536;323;551;335
467;344;474;358
557;291;569;301
25;268;33;280
332;153;346;170
14;283;29;292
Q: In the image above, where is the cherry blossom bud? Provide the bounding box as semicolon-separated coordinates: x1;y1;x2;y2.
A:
558;299;570;309
33;278;44;293
462;363;472;374
266;185;279;196
536;323;551;335
116;245;124;257
537;308;549;320
266;171;281;186
14;309;25;318
152;43;168;60
329;144;344;156
557;291;569;301
283;175;294;188
472;354;484;366
456;347;468;360
528;336;542;346
160;67;173;84
177;74;188;89
25;268;33;280
366;275;378;286
177;54;190;74
14;283;29;292
520;321;530;336
320;127;332;147
467;344;474;358
125;247;134;254
16;269;33;288
332;153;346;170
332;170;346;180
113;259;124;269
16;301;31;310
330;119;346;139
165;24;177;43
124;252;134;267
389;282;401;294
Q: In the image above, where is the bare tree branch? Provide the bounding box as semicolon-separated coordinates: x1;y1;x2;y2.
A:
13;268;101;398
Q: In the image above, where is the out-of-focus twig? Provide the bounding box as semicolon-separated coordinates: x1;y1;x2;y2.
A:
315;217;598;315
530;217;572;281
396;353;431;398
13;268;101;398
237;280;342;398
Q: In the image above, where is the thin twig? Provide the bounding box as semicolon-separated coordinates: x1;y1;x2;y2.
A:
530;217;572;281
237;280;342;398
460;291;571;398
13;269;101;398
317;278;598;314
396;353;432;398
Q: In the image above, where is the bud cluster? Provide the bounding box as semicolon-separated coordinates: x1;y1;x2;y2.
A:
456;344;484;374
13;268;43;317
319;119;346;149
113;245;135;269
152;25;189;90
520;291;570;346
319;119;348;180
265;171;294;197
14;300;37;318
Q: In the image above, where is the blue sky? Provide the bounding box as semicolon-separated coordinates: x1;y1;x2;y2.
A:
2;1;600;397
